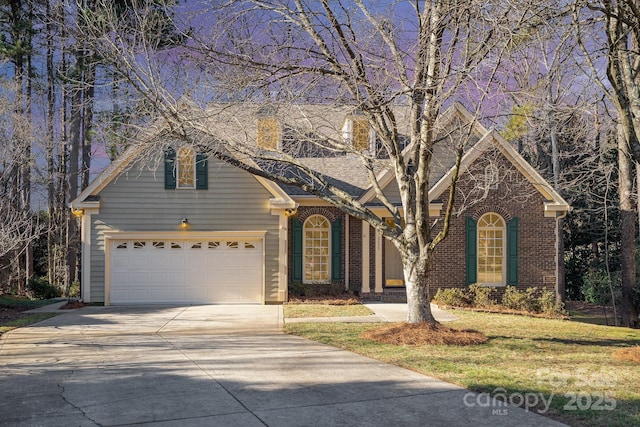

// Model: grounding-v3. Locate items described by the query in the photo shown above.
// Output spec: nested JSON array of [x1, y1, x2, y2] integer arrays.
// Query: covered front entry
[[107, 235, 264, 304], [384, 239, 404, 287]]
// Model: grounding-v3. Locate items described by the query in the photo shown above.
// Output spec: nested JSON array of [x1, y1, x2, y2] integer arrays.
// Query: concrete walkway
[[0, 305, 566, 427]]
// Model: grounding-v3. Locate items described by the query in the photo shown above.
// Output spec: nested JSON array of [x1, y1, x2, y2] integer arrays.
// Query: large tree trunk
[[617, 124, 639, 328], [403, 250, 436, 324]]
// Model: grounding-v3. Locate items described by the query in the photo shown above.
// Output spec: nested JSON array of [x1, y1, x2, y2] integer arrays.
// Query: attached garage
[[105, 233, 264, 305]]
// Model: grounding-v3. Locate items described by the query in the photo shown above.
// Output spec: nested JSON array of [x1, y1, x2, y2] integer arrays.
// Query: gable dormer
[[342, 110, 372, 151], [256, 107, 280, 150]]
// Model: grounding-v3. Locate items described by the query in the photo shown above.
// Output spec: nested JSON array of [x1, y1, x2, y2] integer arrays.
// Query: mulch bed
[[360, 322, 488, 346], [612, 346, 640, 363], [287, 295, 362, 305], [60, 301, 86, 309]]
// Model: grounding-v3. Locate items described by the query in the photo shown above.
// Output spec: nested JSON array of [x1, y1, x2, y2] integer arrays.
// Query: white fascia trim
[[429, 203, 443, 217], [103, 230, 268, 240], [294, 196, 335, 206], [270, 198, 297, 210], [70, 200, 101, 210], [544, 202, 571, 218], [254, 176, 296, 205]]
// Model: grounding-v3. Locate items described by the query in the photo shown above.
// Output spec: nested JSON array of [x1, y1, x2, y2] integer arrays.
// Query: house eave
[[544, 202, 571, 218]]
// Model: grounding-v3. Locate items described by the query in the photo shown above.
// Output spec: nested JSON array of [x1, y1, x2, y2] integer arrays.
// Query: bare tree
[[574, 1, 640, 327], [81, 0, 542, 323]]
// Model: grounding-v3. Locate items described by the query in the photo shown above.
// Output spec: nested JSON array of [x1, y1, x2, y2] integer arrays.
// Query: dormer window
[[256, 106, 280, 150], [342, 112, 372, 151]]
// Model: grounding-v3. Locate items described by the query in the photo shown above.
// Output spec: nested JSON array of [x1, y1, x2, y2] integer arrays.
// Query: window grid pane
[[303, 215, 330, 282], [477, 213, 505, 285], [177, 147, 195, 188]]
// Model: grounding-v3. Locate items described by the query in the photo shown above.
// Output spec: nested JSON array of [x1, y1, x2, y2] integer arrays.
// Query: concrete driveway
[[0, 305, 566, 427]]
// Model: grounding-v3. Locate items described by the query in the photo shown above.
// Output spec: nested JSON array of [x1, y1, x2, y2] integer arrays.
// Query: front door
[[384, 239, 404, 287]]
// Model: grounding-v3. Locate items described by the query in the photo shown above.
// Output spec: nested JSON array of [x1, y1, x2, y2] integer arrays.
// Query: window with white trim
[[303, 215, 330, 283], [177, 146, 195, 188], [342, 115, 372, 151], [477, 212, 505, 285]]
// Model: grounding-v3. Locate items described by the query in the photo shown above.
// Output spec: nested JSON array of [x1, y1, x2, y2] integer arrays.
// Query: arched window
[[477, 213, 505, 285], [177, 147, 195, 188], [303, 215, 330, 283]]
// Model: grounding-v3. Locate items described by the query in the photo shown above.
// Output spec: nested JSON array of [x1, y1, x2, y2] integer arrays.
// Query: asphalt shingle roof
[[203, 103, 475, 199]]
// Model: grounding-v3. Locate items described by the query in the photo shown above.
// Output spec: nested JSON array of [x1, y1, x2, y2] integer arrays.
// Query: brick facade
[[428, 147, 558, 295], [288, 147, 559, 299]]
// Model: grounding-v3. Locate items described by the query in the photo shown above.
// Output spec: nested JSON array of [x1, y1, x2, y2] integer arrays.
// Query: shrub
[[433, 287, 471, 307], [468, 284, 496, 308], [66, 281, 80, 298], [288, 282, 345, 298], [501, 286, 531, 311], [581, 269, 619, 306], [434, 285, 566, 317], [538, 289, 566, 316], [27, 277, 62, 300]]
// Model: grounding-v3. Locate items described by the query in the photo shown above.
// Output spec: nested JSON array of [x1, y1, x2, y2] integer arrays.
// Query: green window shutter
[[195, 153, 208, 190], [465, 217, 477, 285], [507, 217, 519, 286], [331, 217, 343, 281], [164, 147, 176, 189], [292, 218, 303, 282]]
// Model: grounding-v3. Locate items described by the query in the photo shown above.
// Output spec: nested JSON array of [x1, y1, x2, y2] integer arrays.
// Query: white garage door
[[108, 238, 263, 304]]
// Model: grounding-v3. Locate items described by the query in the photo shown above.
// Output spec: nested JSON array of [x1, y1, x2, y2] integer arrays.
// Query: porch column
[[375, 231, 383, 293], [361, 223, 370, 294]]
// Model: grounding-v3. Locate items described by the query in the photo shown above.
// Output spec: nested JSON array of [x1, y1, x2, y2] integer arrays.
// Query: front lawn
[[0, 295, 60, 309], [285, 310, 640, 427], [284, 303, 374, 318], [0, 312, 59, 336], [0, 295, 61, 337]]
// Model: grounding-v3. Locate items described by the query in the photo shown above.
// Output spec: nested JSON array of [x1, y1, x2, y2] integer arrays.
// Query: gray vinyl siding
[[380, 180, 402, 205], [89, 153, 280, 303]]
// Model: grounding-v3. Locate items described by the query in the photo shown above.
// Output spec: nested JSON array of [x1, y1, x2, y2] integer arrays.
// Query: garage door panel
[[109, 238, 263, 304]]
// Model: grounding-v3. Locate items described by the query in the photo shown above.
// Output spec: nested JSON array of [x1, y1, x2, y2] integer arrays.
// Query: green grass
[[285, 310, 640, 427], [0, 312, 59, 336], [284, 303, 374, 318], [0, 295, 61, 308]]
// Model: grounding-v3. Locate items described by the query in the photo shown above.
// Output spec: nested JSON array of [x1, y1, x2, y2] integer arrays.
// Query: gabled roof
[[69, 107, 295, 210], [72, 101, 568, 217], [358, 102, 487, 204], [429, 129, 569, 216]]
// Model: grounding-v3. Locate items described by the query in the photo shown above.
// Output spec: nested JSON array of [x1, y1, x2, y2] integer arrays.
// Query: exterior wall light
[[181, 218, 188, 229], [72, 208, 84, 218]]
